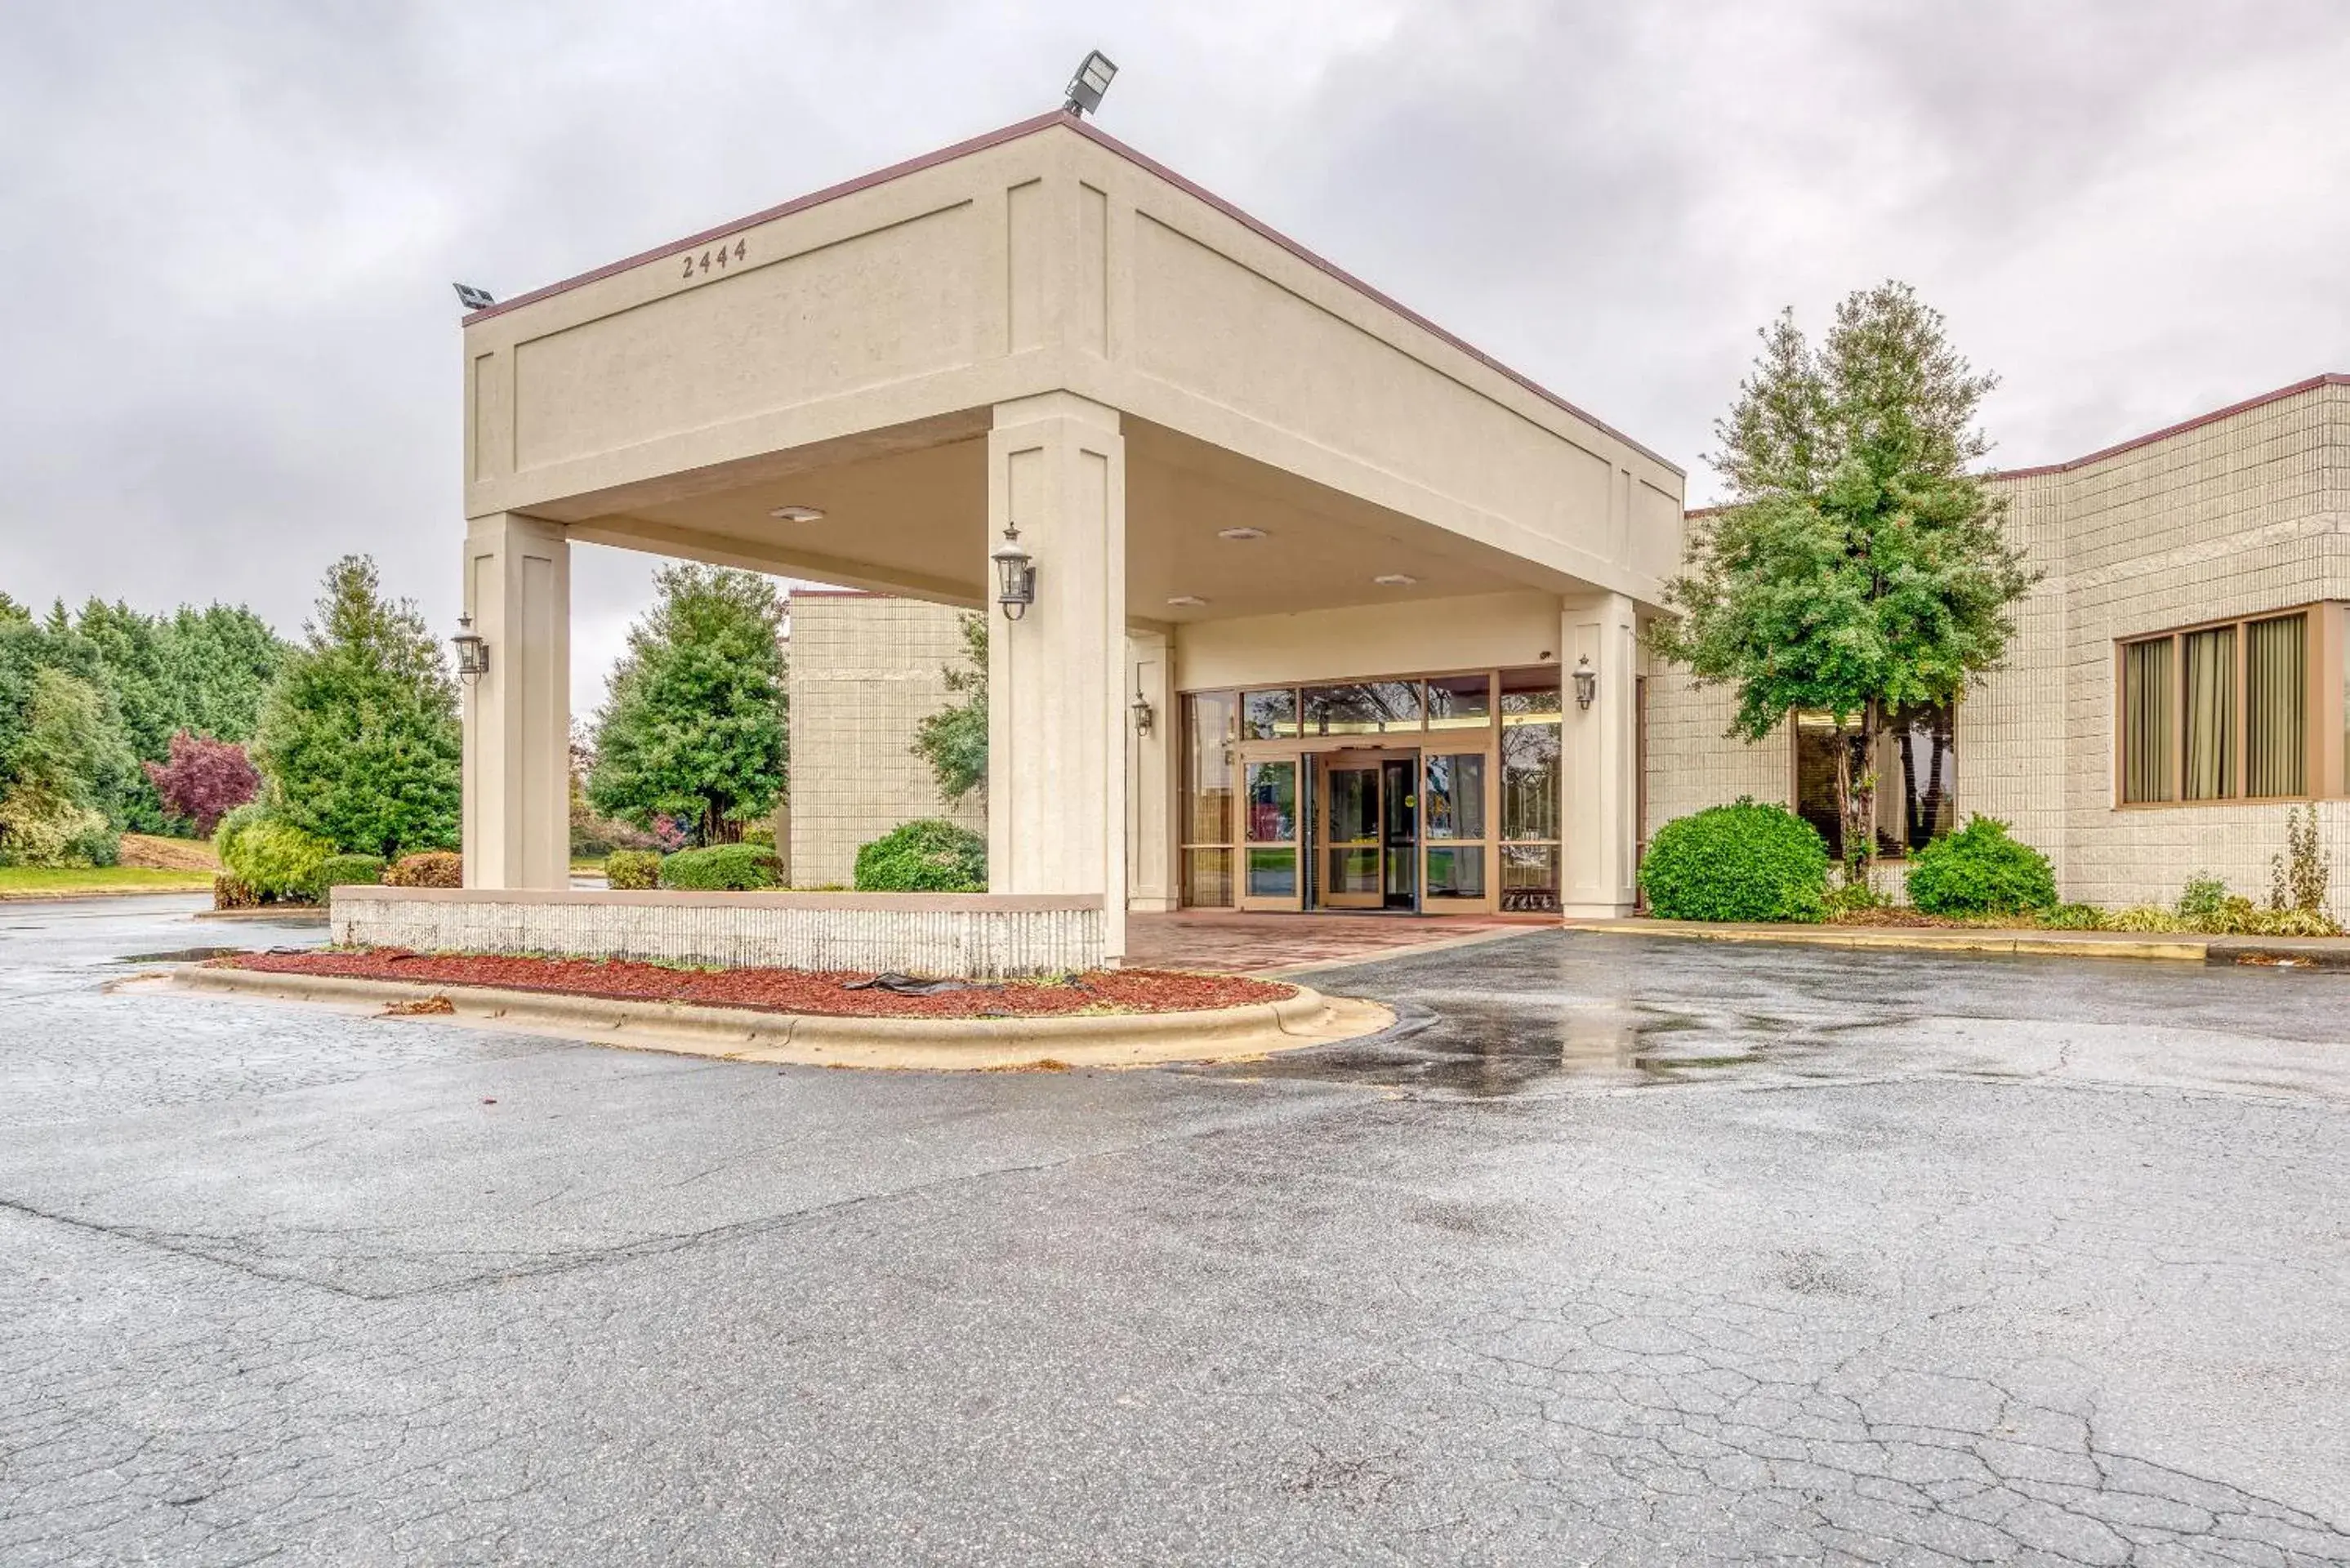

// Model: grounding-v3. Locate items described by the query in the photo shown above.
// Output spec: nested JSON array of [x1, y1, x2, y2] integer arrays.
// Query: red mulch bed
[[216, 949, 1294, 1020]]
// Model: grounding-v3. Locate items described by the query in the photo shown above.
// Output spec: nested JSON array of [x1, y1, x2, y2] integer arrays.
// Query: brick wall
[[787, 594, 988, 888], [1646, 377, 2350, 910]]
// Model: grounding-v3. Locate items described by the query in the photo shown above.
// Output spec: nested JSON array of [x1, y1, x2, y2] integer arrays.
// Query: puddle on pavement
[[1199, 998, 1786, 1098]]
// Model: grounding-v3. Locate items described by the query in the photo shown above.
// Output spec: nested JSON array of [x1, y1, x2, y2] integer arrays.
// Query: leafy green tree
[[252, 556, 462, 858], [0, 604, 140, 850], [1652, 282, 2036, 870], [912, 612, 988, 804], [588, 565, 787, 845], [165, 604, 288, 741]]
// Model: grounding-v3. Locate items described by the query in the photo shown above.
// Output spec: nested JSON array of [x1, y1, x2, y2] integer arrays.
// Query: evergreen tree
[[0, 603, 140, 847], [589, 566, 788, 845], [912, 612, 988, 804], [1652, 282, 2036, 870], [252, 556, 461, 858]]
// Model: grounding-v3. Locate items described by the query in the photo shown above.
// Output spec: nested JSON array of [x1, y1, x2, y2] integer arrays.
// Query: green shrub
[[2106, 904, 2183, 932], [213, 804, 334, 901], [63, 822, 121, 868], [1638, 800, 1829, 923], [2194, 895, 2344, 938], [385, 850, 462, 889], [2038, 902, 2106, 930], [605, 849, 662, 890], [317, 853, 386, 893], [1905, 817, 2057, 917], [2176, 873, 2229, 925], [854, 818, 988, 893], [658, 843, 784, 891]]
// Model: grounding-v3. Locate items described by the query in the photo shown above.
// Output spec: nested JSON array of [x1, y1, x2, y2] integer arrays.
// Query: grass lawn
[[0, 866, 216, 897]]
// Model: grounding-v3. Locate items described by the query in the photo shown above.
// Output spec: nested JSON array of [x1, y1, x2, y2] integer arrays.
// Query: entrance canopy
[[454, 109, 1685, 951]]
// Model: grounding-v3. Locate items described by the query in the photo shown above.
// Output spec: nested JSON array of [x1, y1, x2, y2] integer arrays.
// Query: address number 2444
[[682, 239, 748, 278]]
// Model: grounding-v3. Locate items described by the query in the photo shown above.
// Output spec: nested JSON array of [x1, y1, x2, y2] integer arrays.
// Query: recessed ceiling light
[[769, 504, 826, 522], [1372, 573, 1417, 586], [1166, 595, 1209, 608], [1216, 526, 1267, 541]]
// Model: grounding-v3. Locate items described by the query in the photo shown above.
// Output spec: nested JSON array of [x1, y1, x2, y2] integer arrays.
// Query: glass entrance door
[[1318, 759, 1383, 909], [1314, 752, 1420, 911]]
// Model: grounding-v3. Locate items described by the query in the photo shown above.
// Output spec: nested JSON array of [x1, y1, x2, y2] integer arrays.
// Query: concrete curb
[[166, 965, 1392, 1071], [191, 906, 330, 924], [1565, 918, 2210, 964], [0, 884, 213, 903]]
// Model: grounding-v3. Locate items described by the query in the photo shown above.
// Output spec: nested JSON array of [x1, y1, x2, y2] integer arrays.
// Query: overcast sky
[[3, 1, 2346, 714]]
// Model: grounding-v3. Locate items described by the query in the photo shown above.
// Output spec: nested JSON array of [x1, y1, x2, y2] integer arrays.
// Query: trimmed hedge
[[317, 853, 386, 893], [1906, 817, 2056, 917], [386, 850, 463, 889], [605, 849, 662, 890], [1639, 800, 1829, 923], [657, 844, 783, 891], [214, 804, 334, 902], [854, 818, 986, 893]]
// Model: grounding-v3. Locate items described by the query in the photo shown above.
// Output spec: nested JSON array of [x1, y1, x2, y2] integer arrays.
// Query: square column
[[1126, 627, 1175, 915], [986, 394, 1128, 961], [461, 513, 571, 890], [1560, 591, 1639, 916]]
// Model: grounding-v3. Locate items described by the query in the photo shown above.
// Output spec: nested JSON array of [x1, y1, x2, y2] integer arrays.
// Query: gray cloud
[[2, 0, 2343, 713]]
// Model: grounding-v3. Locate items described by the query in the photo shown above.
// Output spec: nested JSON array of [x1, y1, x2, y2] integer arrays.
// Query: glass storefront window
[[1184, 692, 1236, 845], [1246, 847, 1297, 898], [1500, 844, 1560, 906], [1425, 755, 1486, 840], [1182, 848, 1233, 907], [1302, 681, 1422, 734], [1501, 666, 1563, 718], [1501, 720, 1560, 841], [1426, 845, 1486, 898], [1425, 674, 1492, 730], [1244, 761, 1297, 842], [1242, 688, 1299, 739]]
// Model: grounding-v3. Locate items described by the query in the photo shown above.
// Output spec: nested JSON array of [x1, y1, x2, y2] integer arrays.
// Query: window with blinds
[[2120, 611, 2311, 805]]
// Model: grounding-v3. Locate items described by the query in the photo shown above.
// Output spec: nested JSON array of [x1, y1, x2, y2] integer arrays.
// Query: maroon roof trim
[[1992, 373, 2349, 479], [462, 110, 1683, 476]]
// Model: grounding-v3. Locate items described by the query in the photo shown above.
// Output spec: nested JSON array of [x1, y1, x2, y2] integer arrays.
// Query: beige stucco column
[[986, 394, 1129, 961], [460, 512, 571, 891], [1126, 627, 1175, 914], [1560, 591, 1639, 916]]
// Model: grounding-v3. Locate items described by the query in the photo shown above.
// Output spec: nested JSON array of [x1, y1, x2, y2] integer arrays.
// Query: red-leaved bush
[[144, 732, 261, 837]]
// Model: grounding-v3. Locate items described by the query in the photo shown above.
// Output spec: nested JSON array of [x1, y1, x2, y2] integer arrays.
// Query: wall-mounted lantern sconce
[[991, 523, 1036, 620], [452, 613, 490, 680], [1572, 655, 1598, 710], [1130, 688, 1156, 737]]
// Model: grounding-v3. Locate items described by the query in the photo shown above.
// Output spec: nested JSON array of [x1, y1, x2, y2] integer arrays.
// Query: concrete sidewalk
[[1566, 915, 2350, 968]]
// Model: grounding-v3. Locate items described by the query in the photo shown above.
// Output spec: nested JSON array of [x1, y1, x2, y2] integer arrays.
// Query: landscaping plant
[[656, 844, 784, 891], [2269, 805, 2330, 918], [1638, 800, 1829, 923], [604, 849, 662, 890], [213, 804, 333, 902], [588, 565, 787, 847], [386, 851, 464, 889], [854, 818, 988, 893], [253, 557, 460, 859], [142, 732, 260, 837], [912, 612, 988, 804], [1905, 817, 2057, 917], [1652, 283, 2036, 875], [316, 853, 386, 894]]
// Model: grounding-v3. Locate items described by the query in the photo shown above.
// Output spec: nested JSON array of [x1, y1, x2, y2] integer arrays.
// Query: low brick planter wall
[[331, 887, 1103, 979]]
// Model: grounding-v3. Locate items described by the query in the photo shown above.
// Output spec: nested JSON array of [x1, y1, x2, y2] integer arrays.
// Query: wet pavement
[[3, 895, 2349, 1564]]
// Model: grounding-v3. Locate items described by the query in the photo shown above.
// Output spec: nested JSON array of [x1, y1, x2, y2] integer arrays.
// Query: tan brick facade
[[1646, 376, 2350, 910], [787, 593, 987, 888]]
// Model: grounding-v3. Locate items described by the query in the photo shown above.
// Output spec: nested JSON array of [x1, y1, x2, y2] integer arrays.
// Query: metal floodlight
[[1063, 50, 1117, 118], [1573, 655, 1599, 710], [451, 613, 490, 679], [453, 282, 497, 311], [991, 523, 1037, 620]]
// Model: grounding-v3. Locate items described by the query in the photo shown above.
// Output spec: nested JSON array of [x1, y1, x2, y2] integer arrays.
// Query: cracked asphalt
[[3, 896, 2348, 1566]]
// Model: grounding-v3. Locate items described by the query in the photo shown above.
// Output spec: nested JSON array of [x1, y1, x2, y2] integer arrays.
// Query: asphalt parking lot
[[2, 895, 2348, 1565]]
